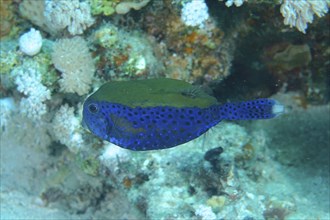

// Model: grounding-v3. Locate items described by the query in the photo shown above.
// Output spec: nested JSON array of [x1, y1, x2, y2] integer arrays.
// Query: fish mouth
[[81, 119, 88, 130]]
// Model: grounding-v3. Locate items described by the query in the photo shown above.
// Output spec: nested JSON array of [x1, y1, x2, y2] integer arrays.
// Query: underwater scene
[[0, 0, 329, 219]]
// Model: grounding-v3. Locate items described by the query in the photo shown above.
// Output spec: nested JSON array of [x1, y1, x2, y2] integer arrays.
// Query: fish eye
[[88, 103, 98, 113]]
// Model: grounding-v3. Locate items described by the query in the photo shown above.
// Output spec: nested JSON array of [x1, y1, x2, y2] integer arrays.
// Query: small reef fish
[[82, 78, 284, 151]]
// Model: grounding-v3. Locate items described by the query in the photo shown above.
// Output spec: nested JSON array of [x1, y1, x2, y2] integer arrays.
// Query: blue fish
[[82, 78, 284, 151]]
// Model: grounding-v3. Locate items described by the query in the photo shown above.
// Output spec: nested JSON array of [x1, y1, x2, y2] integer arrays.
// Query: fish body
[[82, 78, 283, 151]]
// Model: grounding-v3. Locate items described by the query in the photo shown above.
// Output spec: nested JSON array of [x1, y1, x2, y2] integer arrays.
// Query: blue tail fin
[[219, 98, 284, 120]]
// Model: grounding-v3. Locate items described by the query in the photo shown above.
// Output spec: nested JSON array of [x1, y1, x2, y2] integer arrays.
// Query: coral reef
[[141, 1, 231, 84], [0, 43, 18, 75], [0, 0, 329, 219], [181, 0, 210, 28], [93, 23, 161, 81], [280, 0, 329, 33], [19, 28, 43, 56], [115, 0, 151, 14], [19, 0, 52, 35], [44, 0, 95, 35], [88, 0, 151, 16], [89, 0, 117, 16], [220, 0, 329, 33], [12, 60, 51, 119], [195, 205, 217, 220], [0, 0, 15, 38], [19, 0, 95, 35], [263, 43, 312, 72], [220, 0, 248, 7], [52, 37, 95, 95], [51, 104, 85, 153]]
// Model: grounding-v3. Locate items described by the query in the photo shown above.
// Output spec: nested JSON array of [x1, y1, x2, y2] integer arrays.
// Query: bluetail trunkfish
[[82, 78, 284, 151]]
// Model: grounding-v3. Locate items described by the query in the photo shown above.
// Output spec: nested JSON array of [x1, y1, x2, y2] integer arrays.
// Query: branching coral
[[280, 0, 329, 33], [52, 37, 95, 96], [219, 0, 329, 33], [180, 0, 209, 29], [51, 104, 84, 153], [44, 0, 95, 35], [0, 48, 18, 75], [19, 0, 95, 35], [12, 60, 51, 120]]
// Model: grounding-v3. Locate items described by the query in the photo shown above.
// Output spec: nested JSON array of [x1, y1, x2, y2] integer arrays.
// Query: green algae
[[0, 40, 18, 75], [94, 24, 119, 48], [89, 0, 117, 16], [0, 49, 18, 75], [77, 155, 101, 177]]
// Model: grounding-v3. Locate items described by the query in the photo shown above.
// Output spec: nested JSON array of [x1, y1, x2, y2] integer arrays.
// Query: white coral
[[181, 0, 209, 28], [13, 61, 51, 120], [99, 143, 130, 173], [221, 0, 247, 7], [19, 28, 43, 56], [280, 0, 329, 33], [52, 37, 95, 96], [195, 205, 217, 220], [51, 104, 84, 153], [44, 0, 95, 35]]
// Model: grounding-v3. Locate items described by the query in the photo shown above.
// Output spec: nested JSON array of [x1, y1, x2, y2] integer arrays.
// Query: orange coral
[[113, 54, 129, 67], [185, 31, 199, 44], [141, 2, 230, 84]]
